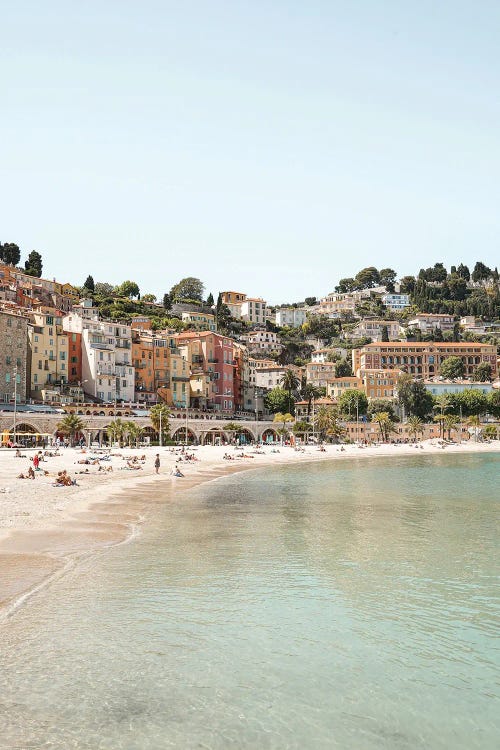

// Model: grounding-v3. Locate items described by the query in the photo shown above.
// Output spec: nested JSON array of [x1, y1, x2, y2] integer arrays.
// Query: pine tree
[[24, 250, 43, 277], [84, 275, 95, 292]]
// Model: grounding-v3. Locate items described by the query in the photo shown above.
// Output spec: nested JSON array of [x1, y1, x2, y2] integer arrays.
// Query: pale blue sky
[[2, 1, 499, 303]]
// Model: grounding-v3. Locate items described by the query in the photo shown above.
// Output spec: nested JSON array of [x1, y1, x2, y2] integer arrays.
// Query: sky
[[2, 1, 499, 304]]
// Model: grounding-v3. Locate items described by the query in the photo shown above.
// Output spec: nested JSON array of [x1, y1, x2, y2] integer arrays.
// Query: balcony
[[172, 375, 190, 382], [208, 357, 218, 363]]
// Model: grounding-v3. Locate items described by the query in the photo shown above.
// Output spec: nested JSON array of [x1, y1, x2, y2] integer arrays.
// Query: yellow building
[[326, 377, 362, 399], [28, 311, 69, 398]]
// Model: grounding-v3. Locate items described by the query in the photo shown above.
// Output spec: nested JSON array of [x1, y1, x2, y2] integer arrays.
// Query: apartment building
[[305, 361, 338, 388], [326, 377, 362, 399], [63, 314, 135, 403], [311, 347, 348, 363], [407, 313, 455, 332], [28, 310, 69, 398], [0, 308, 29, 403], [245, 330, 282, 352], [353, 342, 497, 379], [181, 310, 216, 331], [175, 331, 235, 413], [220, 291, 246, 319], [275, 307, 308, 327], [352, 319, 402, 341], [241, 297, 267, 325], [381, 293, 410, 311], [359, 369, 403, 399]]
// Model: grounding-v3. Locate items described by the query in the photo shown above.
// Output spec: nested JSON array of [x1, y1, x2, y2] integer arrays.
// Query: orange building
[[353, 342, 497, 379]]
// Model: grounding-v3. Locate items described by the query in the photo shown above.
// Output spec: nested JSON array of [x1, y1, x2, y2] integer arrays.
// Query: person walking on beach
[[154, 454, 160, 474]]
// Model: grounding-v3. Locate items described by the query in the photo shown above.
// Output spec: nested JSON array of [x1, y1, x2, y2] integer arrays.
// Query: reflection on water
[[0, 453, 499, 749]]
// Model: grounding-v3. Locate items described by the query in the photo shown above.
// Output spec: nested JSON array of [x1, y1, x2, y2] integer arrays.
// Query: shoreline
[[0, 440, 498, 620]]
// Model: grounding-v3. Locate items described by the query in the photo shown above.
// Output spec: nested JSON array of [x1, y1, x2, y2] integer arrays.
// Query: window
[[6, 356, 11, 365], [5, 373, 11, 383]]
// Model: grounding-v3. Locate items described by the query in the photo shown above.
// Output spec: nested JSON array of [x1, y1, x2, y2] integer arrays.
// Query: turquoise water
[[0, 453, 499, 749]]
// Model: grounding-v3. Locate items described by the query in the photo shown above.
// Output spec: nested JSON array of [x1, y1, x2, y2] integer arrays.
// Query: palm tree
[[107, 418, 126, 447], [443, 413, 460, 441], [224, 422, 242, 444], [313, 406, 344, 443], [407, 415, 424, 443], [273, 412, 294, 443], [123, 420, 143, 448], [149, 404, 171, 444], [371, 412, 395, 443], [56, 413, 86, 446], [433, 413, 446, 440], [280, 369, 300, 415], [301, 383, 322, 416]]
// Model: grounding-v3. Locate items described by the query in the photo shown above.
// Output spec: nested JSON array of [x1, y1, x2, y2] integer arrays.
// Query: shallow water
[[0, 453, 499, 749]]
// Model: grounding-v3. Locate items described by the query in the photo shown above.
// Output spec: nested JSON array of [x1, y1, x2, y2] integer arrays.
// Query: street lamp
[[13, 365, 18, 445], [159, 409, 163, 448], [185, 402, 189, 447], [254, 388, 259, 445]]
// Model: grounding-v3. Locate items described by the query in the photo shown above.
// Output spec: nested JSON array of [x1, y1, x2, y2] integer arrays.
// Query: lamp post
[[159, 409, 163, 448], [185, 402, 189, 447], [255, 388, 259, 445], [13, 365, 18, 445], [312, 395, 315, 444], [356, 395, 359, 444]]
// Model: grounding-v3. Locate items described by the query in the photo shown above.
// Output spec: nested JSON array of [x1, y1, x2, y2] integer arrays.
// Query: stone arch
[[261, 428, 279, 444], [235, 427, 255, 445], [200, 427, 229, 446], [172, 427, 197, 444]]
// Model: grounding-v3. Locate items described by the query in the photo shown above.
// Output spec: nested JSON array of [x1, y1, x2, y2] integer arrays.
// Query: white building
[[240, 297, 267, 325], [311, 347, 348, 363], [245, 330, 282, 352], [63, 314, 135, 403], [352, 319, 402, 341], [407, 313, 455, 332], [275, 307, 308, 328], [424, 380, 494, 396], [381, 293, 410, 311]]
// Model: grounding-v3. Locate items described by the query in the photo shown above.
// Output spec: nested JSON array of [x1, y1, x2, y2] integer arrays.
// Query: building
[[424, 380, 494, 396], [305, 361, 338, 388], [175, 331, 235, 413], [28, 310, 69, 399], [381, 293, 410, 311], [245, 330, 282, 352], [63, 314, 135, 403], [254, 365, 301, 391], [359, 369, 403, 399], [352, 319, 402, 342], [240, 297, 267, 325], [311, 347, 348, 363], [181, 310, 216, 331], [326, 377, 362, 399], [275, 307, 308, 328], [295, 397, 337, 422], [0, 308, 29, 403], [407, 313, 455, 332], [220, 291, 247, 319], [353, 342, 498, 379]]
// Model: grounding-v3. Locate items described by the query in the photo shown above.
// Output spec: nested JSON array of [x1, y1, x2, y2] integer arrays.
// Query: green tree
[[206, 292, 214, 306], [149, 404, 171, 443], [397, 374, 434, 419], [454, 389, 488, 417], [472, 363, 492, 382], [407, 415, 424, 442], [456, 263, 470, 281], [381, 325, 389, 342], [483, 424, 498, 440], [367, 398, 397, 421], [354, 267, 380, 289], [301, 383, 322, 415], [334, 359, 353, 377], [443, 413, 460, 441], [117, 280, 140, 298], [84, 275, 95, 292], [338, 389, 368, 418], [487, 390, 500, 418], [123, 420, 143, 447], [371, 412, 395, 442], [56, 414, 86, 446], [95, 282, 114, 296], [107, 418, 127, 447], [0, 242, 21, 265], [439, 356, 465, 379], [335, 278, 355, 293], [24, 250, 43, 277], [471, 262, 491, 283], [142, 293, 157, 303], [280, 369, 300, 414], [170, 277, 204, 302], [313, 406, 344, 442], [264, 387, 289, 414]]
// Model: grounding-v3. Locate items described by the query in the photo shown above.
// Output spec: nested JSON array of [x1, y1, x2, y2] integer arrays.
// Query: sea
[[0, 452, 498, 749]]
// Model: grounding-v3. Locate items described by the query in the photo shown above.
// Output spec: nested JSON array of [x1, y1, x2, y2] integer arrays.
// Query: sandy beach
[[0, 439, 498, 616]]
